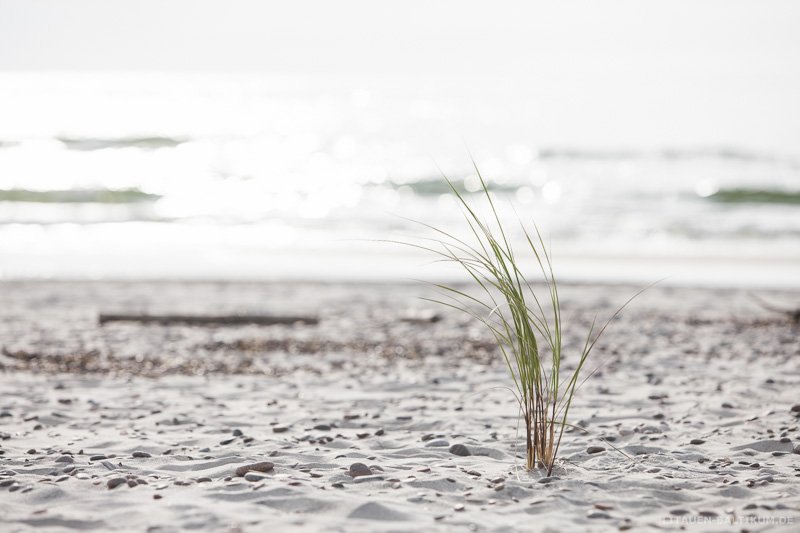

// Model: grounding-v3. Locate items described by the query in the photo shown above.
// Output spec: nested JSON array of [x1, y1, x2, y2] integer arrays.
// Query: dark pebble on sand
[[791, 404, 800, 413], [272, 426, 289, 433], [219, 438, 236, 445], [375, 428, 385, 436], [538, 476, 560, 484], [232, 429, 243, 436], [90, 455, 107, 461], [587, 511, 611, 519], [235, 462, 274, 477], [244, 472, 268, 482], [314, 424, 331, 431], [153, 494, 162, 500], [55, 456, 73, 463], [349, 463, 372, 478], [587, 446, 605, 454], [26, 449, 36, 455], [690, 439, 706, 445], [107, 477, 126, 489], [132, 451, 151, 458], [449, 444, 471, 456]]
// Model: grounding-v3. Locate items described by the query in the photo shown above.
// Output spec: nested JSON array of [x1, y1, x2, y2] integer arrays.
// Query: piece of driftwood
[[98, 313, 319, 326]]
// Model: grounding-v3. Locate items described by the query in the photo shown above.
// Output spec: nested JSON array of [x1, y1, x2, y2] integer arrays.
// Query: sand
[[1, 281, 799, 532]]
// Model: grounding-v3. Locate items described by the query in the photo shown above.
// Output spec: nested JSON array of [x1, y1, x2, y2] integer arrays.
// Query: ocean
[[0, 72, 798, 287]]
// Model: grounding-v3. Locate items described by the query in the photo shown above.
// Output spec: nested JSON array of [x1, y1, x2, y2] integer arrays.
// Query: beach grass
[[407, 168, 643, 475]]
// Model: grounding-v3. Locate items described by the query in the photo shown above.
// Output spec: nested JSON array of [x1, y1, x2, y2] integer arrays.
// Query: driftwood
[[98, 313, 318, 326]]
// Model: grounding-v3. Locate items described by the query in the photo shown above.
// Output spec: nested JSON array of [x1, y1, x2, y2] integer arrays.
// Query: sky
[[1, 0, 799, 153]]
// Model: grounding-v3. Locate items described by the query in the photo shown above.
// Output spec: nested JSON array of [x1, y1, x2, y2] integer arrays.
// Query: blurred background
[[0, 0, 798, 286]]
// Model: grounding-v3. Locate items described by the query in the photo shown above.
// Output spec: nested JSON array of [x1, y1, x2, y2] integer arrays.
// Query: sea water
[[0, 72, 798, 287]]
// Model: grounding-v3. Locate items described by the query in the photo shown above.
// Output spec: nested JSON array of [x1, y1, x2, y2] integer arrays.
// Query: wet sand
[[1, 281, 799, 531]]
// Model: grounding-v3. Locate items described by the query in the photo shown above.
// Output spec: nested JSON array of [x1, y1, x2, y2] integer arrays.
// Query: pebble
[[313, 424, 331, 431], [90, 455, 107, 461], [791, 404, 800, 413], [232, 429, 243, 436], [272, 426, 289, 433], [587, 446, 605, 454], [107, 477, 126, 489], [219, 438, 236, 445], [349, 463, 372, 478], [538, 476, 560, 484], [235, 462, 274, 477], [454, 503, 465, 512], [244, 472, 268, 482], [153, 494, 162, 500], [132, 451, 151, 458], [425, 439, 450, 447], [374, 428, 385, 436], [55, 455, 73, 463], [449, 444, 471, 456], [690, 439, 706, 445], [587, 511, 611, 519]]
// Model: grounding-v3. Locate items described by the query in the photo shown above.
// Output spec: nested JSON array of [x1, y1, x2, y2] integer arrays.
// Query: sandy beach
[[0, 280, 798, 532]]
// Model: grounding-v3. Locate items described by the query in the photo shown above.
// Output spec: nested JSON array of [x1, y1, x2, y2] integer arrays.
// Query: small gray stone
[[425, 439, 450, 447], [449, 444, 471, 456], [272, 426, 289, 433], [349, 463, 372, 477], [313, 424, 331, 431], [132, 451, 151, 458], [55, 456, 74, 463], [107, 477, 126, 489], [690, 439, 706, 445], [587, 446, 605, 454], [244, 472, 268, 482]]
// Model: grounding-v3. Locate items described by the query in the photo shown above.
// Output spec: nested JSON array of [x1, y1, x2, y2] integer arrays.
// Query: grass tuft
[[402, 168, 645, 475]]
